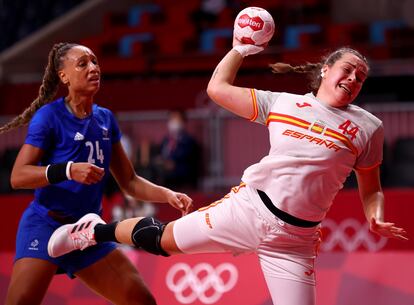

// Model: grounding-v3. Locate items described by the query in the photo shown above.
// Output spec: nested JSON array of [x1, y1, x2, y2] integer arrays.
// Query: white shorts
[[173, 183, 321, 305]]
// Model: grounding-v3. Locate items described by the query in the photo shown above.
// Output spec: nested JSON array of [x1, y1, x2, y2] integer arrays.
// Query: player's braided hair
[[0, 42, 78, 134], [269, 47, 369, 93]]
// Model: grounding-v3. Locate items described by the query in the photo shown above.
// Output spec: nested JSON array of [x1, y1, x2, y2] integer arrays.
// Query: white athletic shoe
[[47, 213, 105, 258]]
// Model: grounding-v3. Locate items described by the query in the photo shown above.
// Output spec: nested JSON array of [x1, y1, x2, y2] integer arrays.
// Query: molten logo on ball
[[237, 15, 264, 31]]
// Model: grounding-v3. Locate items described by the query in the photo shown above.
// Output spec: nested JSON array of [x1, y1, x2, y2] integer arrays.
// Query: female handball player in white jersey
[[48, 39, 408, 305], [1, 43, 192, 305]]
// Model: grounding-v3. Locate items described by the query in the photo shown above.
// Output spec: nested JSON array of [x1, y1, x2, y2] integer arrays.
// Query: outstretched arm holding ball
[[206, 39, 264, 119], [207, 6, 275, 118]]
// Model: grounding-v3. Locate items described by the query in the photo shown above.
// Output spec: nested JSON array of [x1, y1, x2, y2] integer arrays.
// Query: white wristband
[[66, 161, 74, 180], [232, 44, 264, 57]]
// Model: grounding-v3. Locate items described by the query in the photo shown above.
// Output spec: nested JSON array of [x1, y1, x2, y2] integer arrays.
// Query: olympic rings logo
[[321, 218, 387, 252], [166, 262, 238, 304]]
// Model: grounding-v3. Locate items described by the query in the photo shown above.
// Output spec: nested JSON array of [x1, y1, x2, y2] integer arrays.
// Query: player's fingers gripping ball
[[233, 7, 275, 46]]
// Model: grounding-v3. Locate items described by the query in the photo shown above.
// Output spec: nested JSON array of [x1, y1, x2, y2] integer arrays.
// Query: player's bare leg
[[76, 248, 156, 305], [159, 221, 182, 254], [114, 217, 144, 245], [5, 258, 57, 305]]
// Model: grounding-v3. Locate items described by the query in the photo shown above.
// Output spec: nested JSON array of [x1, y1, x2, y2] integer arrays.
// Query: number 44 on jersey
[[338, 120, 359, 141]]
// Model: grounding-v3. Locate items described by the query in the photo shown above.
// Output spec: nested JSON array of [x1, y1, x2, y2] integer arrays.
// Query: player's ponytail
[[0, 42, 77, 134], [269, 62, 322, 93], [269, 62, 320, 74], [269, 47, 369, 93]]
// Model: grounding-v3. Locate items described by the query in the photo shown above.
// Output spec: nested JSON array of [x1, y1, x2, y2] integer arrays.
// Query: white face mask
[[168, 120, 183, 135]]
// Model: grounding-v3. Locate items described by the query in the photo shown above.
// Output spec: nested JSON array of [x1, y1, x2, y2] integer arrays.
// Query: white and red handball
[[234, 7, 275, 46]]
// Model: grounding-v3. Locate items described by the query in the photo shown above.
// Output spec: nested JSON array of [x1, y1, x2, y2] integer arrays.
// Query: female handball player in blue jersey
[[0, 42, 192, 305], [47, 39, 408, 305]]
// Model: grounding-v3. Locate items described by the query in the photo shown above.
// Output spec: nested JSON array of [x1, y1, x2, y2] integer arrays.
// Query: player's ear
[[320, 65, 328, 78], [58, 70, 69, 85]]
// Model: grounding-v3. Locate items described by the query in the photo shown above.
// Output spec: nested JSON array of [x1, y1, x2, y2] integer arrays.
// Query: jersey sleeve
[[24, 107, 53, 151], [251, 89, 281, 125], [109, 110, 122, 144], [355, 124, 384, 170]]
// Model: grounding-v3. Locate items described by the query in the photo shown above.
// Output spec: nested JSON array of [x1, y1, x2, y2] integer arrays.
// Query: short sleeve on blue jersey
[[25, 106, 53, 150]]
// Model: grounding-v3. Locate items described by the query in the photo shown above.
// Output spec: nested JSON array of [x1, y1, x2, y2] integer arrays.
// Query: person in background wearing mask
[[156, 109, 200, 191]]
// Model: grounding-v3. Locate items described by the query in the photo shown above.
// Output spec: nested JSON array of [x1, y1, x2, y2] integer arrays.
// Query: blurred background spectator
[[155, 109, 201, 191]]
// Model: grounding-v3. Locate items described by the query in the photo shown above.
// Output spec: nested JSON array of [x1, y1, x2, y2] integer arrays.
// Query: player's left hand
[[166, 190, 193, 216], [370, 217, 408, 241]]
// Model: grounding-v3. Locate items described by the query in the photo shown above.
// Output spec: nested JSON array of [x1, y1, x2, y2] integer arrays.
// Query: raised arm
[[355, 166, 408, 240], [206, 40, 264, 119]]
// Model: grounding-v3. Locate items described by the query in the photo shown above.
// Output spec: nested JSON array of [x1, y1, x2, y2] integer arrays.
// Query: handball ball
[[234, 7, 275, 46]]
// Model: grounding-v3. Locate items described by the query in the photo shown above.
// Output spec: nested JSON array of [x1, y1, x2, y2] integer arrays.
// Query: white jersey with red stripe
[[242, 90, 383, 221]]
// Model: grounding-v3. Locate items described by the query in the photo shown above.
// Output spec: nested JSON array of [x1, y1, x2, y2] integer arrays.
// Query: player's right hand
[[70, 162, 105, 185], [232, 37, 265, 57]]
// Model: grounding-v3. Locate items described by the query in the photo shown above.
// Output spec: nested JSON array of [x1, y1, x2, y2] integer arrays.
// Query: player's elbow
[[207, 83, 226, 104], [10, 168, 25, 189], [10, 174, 21, 189], [206, 85, 217, 101]]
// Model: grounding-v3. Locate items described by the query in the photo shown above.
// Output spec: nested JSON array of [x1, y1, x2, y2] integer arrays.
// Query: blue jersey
[[25, 97, 121, 218]]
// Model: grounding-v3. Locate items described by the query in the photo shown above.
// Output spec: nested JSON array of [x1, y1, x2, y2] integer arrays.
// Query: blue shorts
[[15, 202, 117, 278]]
